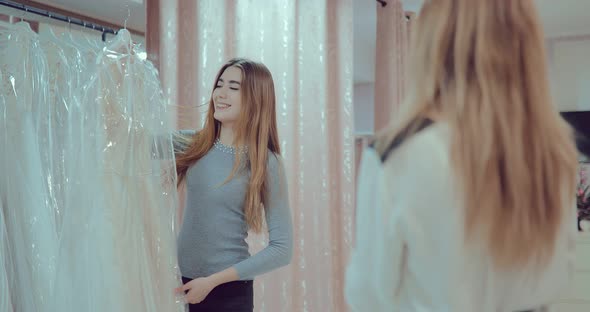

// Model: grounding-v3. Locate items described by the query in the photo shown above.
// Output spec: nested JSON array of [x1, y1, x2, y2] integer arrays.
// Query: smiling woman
[[212, 66, 243, 125], [174, 58, 293, 312]]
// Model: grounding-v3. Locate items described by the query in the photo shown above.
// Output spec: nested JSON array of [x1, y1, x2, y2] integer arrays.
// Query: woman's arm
[[232, 154, 294, 280]]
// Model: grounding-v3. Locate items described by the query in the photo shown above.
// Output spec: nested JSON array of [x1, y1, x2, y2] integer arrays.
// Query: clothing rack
[[0, 0, 117, 41]]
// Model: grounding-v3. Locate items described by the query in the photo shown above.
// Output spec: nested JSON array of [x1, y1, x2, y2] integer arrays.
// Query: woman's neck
[[219, 124, 235, 147]]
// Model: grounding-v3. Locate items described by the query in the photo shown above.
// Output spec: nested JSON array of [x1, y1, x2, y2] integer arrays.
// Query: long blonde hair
[[176, 58, 280, 232], [376, 0, 578, 269]]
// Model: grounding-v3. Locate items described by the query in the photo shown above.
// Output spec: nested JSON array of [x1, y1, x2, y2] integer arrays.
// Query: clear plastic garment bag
[[0, 22, 185, 311], [85, 29, 185, 312], [0, 177, 14, 312], [0, 21, 59, 311]]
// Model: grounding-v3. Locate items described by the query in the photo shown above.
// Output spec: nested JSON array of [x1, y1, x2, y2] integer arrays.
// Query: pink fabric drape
[[146, 0, 203, 218], [146, 1, 354, 311], [373, 0, 412, 132]]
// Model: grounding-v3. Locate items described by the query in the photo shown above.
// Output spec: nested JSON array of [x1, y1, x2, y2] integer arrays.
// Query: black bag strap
[[373, 118, 434, 163]]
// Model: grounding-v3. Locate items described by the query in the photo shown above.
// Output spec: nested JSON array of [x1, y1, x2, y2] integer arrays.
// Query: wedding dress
[[39, 28, 123, 311], [50, 29, 184, 312], [0, 21, 58, 311], [0, 23, 183, 311], [83, 29, 185, 312], [0, 175, 14, 312], [38, 30, 77, 235]]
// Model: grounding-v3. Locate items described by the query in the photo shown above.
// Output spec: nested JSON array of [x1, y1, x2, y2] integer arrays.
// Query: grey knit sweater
[[176, 132, 293, 281]]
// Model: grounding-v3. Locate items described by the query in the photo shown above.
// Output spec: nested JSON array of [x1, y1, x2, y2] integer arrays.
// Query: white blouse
[[345, 123, 577, 312]]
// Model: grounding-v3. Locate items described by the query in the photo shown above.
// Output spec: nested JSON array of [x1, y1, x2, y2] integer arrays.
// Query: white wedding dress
[[1, 23, 184, 312], [81, 29, 186, 312], [0, 194, 14, 312], [0, 21, 59, 311]]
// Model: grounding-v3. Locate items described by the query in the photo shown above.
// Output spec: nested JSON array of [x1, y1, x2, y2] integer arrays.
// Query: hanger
[[124, 4, 130, 30], [13, 6, 32, 30], [20, 5, 27, 22], [107, 28, 132, 53]]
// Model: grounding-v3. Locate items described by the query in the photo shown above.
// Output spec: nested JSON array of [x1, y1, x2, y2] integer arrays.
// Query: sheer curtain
[[146, 0, 354, 310]]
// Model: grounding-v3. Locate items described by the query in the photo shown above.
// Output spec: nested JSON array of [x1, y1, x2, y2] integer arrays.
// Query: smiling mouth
[[215, 103, 231, 110]]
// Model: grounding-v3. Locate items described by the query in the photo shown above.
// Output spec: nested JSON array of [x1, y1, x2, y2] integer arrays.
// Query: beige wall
[[548, 36, 590, 112]]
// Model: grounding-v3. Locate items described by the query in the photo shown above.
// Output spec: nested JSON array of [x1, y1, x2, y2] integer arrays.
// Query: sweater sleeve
[[233, 155, 294, 280]]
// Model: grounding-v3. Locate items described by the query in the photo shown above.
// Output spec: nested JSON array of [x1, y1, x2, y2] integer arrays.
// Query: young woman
[[175, 58, 293, 312], [345, 1, 578, 311]]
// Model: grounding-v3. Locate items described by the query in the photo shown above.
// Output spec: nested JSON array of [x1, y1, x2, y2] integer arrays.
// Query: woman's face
[[213, 66, 243, 126]]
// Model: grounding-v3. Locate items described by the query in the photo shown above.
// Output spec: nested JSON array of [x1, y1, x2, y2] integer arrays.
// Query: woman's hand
[[175, 267, 239, 304], [175, 277, 217, 304]]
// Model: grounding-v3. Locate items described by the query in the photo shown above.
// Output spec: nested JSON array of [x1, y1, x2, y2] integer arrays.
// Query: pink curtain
[[146, 1, 354, 311], [373, 0, 412, 132]]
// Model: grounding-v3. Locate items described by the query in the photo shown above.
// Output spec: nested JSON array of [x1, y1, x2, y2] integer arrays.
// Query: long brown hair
[[176, 58, 280, 232], [376, 0, 578, 269]]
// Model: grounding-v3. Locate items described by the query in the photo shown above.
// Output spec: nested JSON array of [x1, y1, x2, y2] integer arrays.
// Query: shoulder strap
[[375, 118, 434, 163]]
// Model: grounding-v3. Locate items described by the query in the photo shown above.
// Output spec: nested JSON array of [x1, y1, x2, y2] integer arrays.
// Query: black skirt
[[182, 276, 254, 312]]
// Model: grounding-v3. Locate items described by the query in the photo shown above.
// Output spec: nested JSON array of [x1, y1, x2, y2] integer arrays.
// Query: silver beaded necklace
[[213, 138, 249, 155]]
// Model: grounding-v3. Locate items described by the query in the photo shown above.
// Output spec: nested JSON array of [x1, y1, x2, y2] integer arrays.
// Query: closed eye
[[216, 77, 240, 91]]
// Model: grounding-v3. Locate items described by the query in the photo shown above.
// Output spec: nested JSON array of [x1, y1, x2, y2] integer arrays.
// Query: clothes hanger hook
[[21, 6, 28, 22], [124, 5, 130, 29]]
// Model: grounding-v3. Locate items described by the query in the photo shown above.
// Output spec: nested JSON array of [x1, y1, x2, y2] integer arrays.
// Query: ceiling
[[3, 0, 589, 84], [354, 0, 590, 84], [32, 0, 145, 33]]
